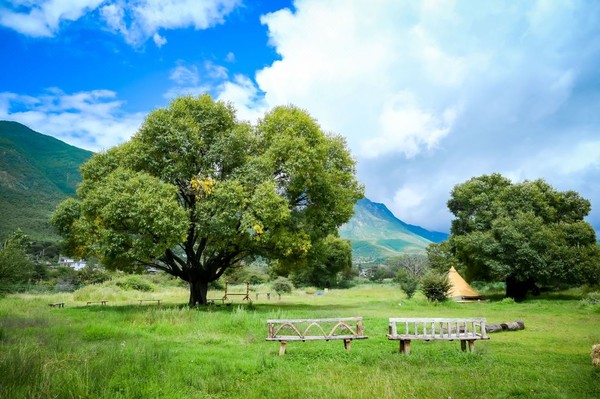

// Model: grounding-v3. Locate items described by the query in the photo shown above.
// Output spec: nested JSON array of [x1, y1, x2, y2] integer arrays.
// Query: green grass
[[1, 284, 599, 398]]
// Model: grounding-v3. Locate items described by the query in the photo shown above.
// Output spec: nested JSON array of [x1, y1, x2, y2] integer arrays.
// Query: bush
[[420, 272, 450, 302], [114, 275, 156, 292], [395, 269, 419, 299], [271, 276, 294, 294]]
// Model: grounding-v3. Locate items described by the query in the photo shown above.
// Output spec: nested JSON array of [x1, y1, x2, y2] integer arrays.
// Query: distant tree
[[426, 241, 459, 273], [395, 269, 419, 298], [448, 173, 600, 301], [52, 95, 363, 305], [386, 254, 428, 298], [386, 254, 429, 277], [0, 230, 34, 290], [284, 235, 353, 288], [366, 264, 393, 282]]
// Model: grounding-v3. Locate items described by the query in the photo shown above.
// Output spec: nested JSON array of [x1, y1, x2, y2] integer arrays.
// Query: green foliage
[[0, 230, 35, 292], [52, 94, 363, 305], [224, 261, 269, 285], [114, 275, 156, 292], [420, 271, 451, 302], [426, 241, 458, 273], [271, 276, 294, 294], [284, 235, 353, 288], [395, 269, 419, 298], [447, 173, 600, 300]]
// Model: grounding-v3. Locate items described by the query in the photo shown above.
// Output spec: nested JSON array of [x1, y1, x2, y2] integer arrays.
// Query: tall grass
[[1, 284, 599, 398]]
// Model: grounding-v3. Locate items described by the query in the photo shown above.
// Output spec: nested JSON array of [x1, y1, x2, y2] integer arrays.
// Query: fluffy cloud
[[99, 0, 240, 47], [0, 0, 104, 37], [0, 89, 144, 151], [165, 61, 268, 122], [249, 0, 600, 232], [0, 0, 240, 46]]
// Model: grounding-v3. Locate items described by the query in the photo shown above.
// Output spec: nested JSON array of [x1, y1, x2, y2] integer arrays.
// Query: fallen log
[[485, 320, 524, 333]]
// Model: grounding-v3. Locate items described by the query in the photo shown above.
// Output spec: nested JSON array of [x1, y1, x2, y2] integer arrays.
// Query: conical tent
[[446, 266, 481, 301]]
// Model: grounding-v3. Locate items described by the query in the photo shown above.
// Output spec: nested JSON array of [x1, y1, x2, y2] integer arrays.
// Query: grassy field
[[1, 284, 599, 398]]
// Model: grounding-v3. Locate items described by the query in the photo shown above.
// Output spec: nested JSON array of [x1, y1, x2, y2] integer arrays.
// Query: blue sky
[[2, 0, 600, 234]]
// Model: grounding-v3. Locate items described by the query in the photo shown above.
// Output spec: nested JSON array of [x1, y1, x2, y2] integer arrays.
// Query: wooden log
[[486, 320, 524, 333]]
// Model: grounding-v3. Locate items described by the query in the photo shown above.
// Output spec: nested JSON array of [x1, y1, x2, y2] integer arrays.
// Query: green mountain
[[339, 198, 448, 262], [0, 121, 93, 241]]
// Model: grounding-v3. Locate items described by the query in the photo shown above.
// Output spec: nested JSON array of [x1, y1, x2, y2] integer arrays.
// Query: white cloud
[[169, 64, 200, 86], [165, 61, 267, 123], [247, 0, 600, 232], [1, 0, 241, 47], [152, 32, 167, 47], [99, 0, 240, 47], [0, 0, 104, 37], [0, 89, 144, 151], [216, 75, 268, 123]]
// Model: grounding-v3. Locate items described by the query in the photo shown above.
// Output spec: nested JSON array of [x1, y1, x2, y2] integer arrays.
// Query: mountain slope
[[0, 121, 93, 241], [339, 198, 448, 261]]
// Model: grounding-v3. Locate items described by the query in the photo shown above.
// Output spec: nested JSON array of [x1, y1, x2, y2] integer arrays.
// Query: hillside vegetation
[[0, 121, 93, 241], [339, 198, 447, 261]]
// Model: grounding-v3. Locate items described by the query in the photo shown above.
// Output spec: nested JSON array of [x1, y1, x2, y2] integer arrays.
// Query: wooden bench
[[387, 317, 489, 354], [266, 317, 368, 355], [49, 302, 64, 308], [138, 299, 161, 305], [86, 300, 108, 306]]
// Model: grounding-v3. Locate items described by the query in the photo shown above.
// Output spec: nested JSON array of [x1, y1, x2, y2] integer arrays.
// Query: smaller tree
[[395, 269, 419, 298], [420, 271, 451, 302], [0, 230, 35, 292], [426, 241, 458, 273]]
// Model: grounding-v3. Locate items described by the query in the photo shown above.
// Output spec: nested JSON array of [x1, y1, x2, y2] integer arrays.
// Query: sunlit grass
[[1, 284, 599, 398]]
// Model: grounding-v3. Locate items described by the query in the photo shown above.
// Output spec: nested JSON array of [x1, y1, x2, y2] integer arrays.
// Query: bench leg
[[461, 340, 476, 352], [279, 341, 287, 356], [343, 339, 352, 351], [400, 340, 411, 354]]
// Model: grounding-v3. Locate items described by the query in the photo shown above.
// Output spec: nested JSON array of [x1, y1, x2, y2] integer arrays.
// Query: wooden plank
[[267, 317, 363, 323], [266, 335, 368, 341]]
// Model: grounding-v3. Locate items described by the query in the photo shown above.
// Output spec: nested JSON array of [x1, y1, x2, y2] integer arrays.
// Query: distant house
[[57, 256, 87, 270]]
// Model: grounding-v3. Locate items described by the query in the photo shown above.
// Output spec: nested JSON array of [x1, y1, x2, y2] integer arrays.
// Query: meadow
[[1, 283, 599, 399]]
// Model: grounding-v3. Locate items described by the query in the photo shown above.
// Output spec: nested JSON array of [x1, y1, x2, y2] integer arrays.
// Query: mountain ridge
[[339, 198, 448, 262]]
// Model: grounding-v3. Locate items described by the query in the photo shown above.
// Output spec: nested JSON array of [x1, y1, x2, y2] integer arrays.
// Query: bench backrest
[[388, 317, 488, 339], [267, 317, 365, 339]]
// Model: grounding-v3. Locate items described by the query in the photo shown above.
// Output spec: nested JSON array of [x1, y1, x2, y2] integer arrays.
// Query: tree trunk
[[189, 279, 209, 306], [505, 276, 529, 302]]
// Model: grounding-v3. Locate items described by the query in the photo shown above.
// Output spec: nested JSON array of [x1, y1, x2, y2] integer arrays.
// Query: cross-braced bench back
[[266, 317, 368, 355], [267, 317, 365, 341]]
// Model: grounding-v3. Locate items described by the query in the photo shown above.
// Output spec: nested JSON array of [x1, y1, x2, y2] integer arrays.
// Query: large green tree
[[447, 173, 600, 300], [52, 95, 363, 305]]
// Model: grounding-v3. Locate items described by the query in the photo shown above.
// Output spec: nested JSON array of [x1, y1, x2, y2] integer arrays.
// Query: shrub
[[271, 276, 294, 294], [114, 275, 155, 292], [395, 269, 419, 299], [420, 272, 450, 302]]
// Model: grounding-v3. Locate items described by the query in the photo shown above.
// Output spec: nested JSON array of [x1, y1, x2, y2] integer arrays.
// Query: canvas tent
[[447, 266, 481, 301]]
